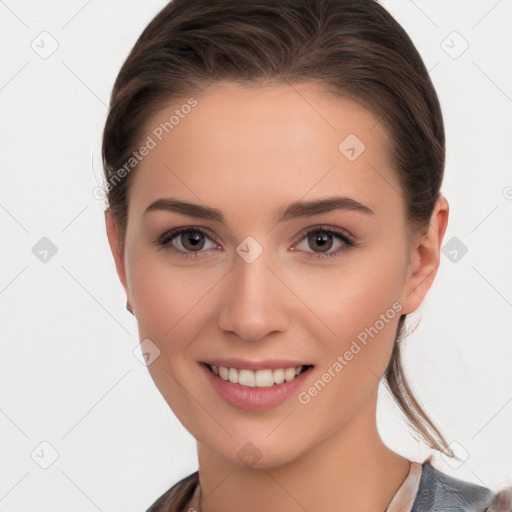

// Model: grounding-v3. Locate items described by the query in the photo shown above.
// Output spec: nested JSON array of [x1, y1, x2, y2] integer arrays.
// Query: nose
[[216, 251, 290, 342]]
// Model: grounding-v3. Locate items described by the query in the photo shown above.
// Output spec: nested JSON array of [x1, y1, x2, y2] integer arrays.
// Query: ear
[[105, 210, 128, 293], [399, 195, 449, 315]]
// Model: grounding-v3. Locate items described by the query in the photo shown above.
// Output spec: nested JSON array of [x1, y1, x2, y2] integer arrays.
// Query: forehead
[[129, 81, 401, 219]]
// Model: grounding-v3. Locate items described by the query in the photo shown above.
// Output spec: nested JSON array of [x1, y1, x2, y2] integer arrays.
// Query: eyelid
[[291, 225, 357, 248], [154, 226, 221, 253]]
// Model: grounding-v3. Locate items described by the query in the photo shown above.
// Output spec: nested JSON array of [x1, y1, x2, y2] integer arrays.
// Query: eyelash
[[154, 226, 358, 260]]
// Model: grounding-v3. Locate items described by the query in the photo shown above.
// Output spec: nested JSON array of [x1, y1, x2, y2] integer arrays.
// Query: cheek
[[281, 244, 407, 405], [126, 241, 222, 341], [126, 253, 223, 432], [282, 247, 407, 342], [289, 259, 405, 434]]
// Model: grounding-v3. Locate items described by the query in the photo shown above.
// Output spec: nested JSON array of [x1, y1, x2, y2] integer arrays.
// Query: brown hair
[[102, 0, 454, 462]]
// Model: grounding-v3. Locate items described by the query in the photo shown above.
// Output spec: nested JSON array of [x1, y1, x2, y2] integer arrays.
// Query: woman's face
[[107, 81, 439, 468]]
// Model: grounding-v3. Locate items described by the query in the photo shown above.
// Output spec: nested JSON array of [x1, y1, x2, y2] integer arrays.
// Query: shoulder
[[411, 460, 497, 512], [145, 471, 199, 512]]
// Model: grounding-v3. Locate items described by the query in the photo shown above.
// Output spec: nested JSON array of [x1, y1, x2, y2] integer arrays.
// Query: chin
[[218, 433, 307, 470]]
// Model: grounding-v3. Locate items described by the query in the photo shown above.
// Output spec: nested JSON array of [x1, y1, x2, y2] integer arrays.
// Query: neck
[[191, 391, 411, 512]]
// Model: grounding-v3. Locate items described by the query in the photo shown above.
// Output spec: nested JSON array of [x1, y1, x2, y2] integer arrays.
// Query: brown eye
[[156, 227, 220, 257], [292, 226, 356, 259], [307, 231, 333, 253], [180, 231, 206, 251]]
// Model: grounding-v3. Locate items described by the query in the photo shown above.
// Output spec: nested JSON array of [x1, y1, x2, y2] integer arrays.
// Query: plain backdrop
[[0, 1, 511, 510]]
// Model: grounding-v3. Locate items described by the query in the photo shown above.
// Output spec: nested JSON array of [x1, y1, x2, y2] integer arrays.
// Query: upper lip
[[202, 358, 314, 371]]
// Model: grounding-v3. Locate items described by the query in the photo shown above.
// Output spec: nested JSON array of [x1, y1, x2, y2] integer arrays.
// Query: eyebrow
[[144, 196, 375, 223]]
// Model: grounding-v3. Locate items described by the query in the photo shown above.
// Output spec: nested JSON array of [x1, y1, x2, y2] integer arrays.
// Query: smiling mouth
[[202, 363, 314, 388]]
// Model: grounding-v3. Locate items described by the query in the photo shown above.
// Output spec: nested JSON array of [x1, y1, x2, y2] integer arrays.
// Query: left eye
[[293, 228, 355, 257]]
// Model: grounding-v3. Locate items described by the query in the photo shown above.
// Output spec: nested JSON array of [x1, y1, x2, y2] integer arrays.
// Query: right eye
[[155, 227, 222, 258]]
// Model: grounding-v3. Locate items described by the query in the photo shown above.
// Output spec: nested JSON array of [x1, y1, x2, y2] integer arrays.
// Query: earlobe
[[400, 195, 450, 315], [105, 210, 128, 292]]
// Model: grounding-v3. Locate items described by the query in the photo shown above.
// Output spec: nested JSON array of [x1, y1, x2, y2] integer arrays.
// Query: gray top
[[146, 459, 499, 512], [411, 460, 496, 512]]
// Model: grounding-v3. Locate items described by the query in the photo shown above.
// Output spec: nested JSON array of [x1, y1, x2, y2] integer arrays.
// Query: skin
[[106, 81, 449, 512]]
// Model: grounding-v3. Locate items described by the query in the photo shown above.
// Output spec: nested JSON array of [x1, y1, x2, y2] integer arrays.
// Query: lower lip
[[201, 363, 313, 411]]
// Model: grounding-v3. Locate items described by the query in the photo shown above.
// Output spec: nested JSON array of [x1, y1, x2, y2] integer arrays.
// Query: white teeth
[[228, 367, 238, 384], [209, 364, 306, 388], [238, 369, 255, 387], [255, 369, 274, 387], [284, 367, 297, 382], [273, 368, 285, 384]]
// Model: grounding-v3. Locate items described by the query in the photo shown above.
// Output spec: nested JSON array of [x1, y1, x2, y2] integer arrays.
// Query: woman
[[101, 0, 511, 510]]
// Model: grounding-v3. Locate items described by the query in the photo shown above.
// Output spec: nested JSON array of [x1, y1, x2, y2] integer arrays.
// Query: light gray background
[[0, 1, 511, 510]]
